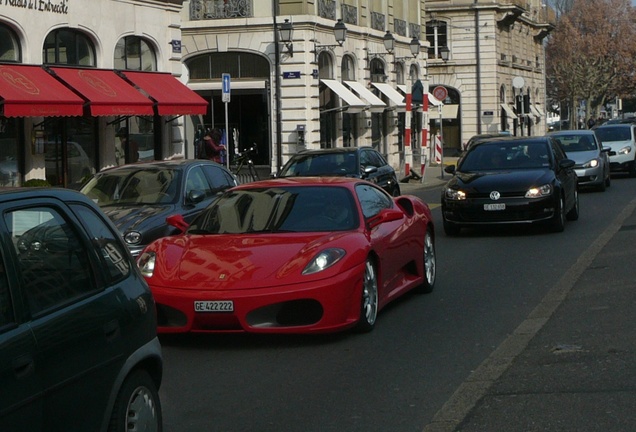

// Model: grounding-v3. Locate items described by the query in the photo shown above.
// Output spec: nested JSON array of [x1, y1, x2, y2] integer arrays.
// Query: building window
[[185, 52, 269, 80], [43, 29, 95, 66], [341, 55, 355, 81], [114, 36, 157, 71], [426, 20, 448, 59], [0, 24, 20, 62], [0, 117, 20, 187]]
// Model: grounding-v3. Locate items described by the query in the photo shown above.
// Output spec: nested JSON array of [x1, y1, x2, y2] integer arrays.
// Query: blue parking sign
[[222, 73, 231, 102]]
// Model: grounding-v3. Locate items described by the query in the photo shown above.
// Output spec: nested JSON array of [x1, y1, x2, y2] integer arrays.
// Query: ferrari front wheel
[[355, 259, 378, 333], [416, 228, 436, 294]]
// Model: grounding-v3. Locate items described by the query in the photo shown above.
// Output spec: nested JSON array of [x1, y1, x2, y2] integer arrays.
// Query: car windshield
[[594, 126, 632, 142], [81, 167, 180, 206], [459, 142, 550, 171], [279, 153, 358, 177], [188, 186, 358, 234], [552, 134, 597, 152]]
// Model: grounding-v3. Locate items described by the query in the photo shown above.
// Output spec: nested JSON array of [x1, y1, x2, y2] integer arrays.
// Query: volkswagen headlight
[[525, 184, 552, 198], [124, 231, 142, 245], [444, 188, 467, 201], [582, 159, 599, 168], [619, 146, 632, 155]]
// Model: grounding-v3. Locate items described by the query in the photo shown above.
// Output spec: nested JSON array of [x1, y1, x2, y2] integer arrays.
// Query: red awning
[[120, 71, 208, 116], [50, 67, 154, 116], [0, 64, 84, 117]]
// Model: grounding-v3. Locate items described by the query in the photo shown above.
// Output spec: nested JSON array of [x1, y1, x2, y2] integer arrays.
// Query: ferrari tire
[[108, 370, 162, 432], [550, 195, 566, 233], [566, 189, 579, 221], [355, 259, 379, 333], [416, 227, 436, 294]]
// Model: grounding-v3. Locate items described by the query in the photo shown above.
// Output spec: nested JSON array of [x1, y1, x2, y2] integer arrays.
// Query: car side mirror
[[166, 214, 189, 232], [602, 146, 611, 153], [559, 159, 575, 170], [187, 189, 206, 204], [361, 165, 378, 178], [367, 208, 404, 229], [444, 165, 456, 174]]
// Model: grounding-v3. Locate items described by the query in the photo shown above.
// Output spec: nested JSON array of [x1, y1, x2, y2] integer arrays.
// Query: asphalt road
[[158, 174, 636, 432]]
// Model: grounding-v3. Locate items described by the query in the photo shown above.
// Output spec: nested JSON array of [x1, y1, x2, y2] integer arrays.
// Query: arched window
[[114, 36, 157, 71], [341, 55, 355, 81], [395, 63, 404, 85], [43, 29, 95, 66], [0, 24, 20, 62]]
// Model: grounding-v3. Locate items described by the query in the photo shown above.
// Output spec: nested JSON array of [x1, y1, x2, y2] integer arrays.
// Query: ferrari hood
[[151, 232, 359, 289]]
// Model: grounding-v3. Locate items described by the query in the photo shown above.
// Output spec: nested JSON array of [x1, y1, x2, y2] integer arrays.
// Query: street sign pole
[[222, 73, 231, 170]]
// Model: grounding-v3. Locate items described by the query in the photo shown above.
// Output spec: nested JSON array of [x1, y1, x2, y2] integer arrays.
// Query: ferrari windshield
[[188, 186, 359, 234], [459, 141, 551, 172]]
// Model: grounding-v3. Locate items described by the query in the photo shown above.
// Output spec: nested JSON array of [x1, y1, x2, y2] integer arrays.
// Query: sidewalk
[[399, 158, 457, 193], [423, 198, 636, 432]]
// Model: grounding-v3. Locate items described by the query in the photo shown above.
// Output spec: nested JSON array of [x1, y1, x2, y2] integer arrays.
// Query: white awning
[[428, 93, 443, 107], [320, 79, 366, 113], [344, 81, 386, 113], [501, 103, 517, 118], [370, 82, 406, 111], [433, 104, 459, 119]]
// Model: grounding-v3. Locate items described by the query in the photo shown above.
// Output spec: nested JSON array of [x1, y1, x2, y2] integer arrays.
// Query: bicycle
[[230, 145, 260, 184]]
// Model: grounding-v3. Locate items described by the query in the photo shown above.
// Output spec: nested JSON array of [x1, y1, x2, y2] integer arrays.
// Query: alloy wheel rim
[[362, 261, 378, 325], [424, 232, 436, 285]]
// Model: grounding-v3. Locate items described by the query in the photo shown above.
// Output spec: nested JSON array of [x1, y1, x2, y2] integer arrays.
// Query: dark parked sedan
[[81, 159, 237, 256], [0, 188, 162, 431], [276, 147, 401, 196], [441, 136, 579, 235], [549, 129, 611, 191]]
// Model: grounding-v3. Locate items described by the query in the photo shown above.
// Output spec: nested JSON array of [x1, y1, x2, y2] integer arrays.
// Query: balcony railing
[[190, 0, 252, 20]]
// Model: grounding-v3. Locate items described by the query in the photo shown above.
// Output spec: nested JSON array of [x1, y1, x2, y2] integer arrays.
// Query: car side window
[[0, 254, 14, 328], [186, 166, 211, 198], [71, 204, 130, 285], [355, 183, 393, 219], [551, 140, 567, 163], [202, 165, 234, 193], [6, 207, 96, 317]]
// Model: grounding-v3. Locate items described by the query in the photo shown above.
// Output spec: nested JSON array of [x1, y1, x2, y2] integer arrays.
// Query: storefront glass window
[[0, 118, 20, 187], [43, 118, 96, 188], [0, 25, 20, 62], [114, 117, 154, 166], [43, 29, 95, 66], [114, 37, 157, 71]]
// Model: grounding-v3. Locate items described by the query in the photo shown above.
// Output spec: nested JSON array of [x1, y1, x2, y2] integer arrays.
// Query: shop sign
[[1, 0, 69, 15]]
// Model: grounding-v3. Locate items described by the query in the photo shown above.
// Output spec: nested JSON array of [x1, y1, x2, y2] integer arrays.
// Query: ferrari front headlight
[[137, 251, 156, 277], [525, 183, 552, 198], [302, 248, 346, 275]]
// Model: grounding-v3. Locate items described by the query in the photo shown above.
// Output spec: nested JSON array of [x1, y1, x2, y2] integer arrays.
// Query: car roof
[[472, 136, 549, 147], [98, 159, 225, 173], [0, 187, 99, 206], [295, 147, 371, 155], [232, 176, 368, 190], [548, 130, 596, 136]]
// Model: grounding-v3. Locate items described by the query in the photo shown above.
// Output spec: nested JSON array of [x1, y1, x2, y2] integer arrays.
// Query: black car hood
[[448, 169, 554, 192], [102, 204, 177, 232]]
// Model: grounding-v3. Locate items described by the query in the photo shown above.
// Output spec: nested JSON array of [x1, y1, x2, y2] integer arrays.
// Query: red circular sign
[[432, 86, 448, 102]]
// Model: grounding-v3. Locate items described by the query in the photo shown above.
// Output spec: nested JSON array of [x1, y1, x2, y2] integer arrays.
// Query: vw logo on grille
[[490, 191, 501, 200]]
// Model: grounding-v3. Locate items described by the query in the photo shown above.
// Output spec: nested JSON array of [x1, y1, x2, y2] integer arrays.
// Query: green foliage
[[23, 179, 51, 187]]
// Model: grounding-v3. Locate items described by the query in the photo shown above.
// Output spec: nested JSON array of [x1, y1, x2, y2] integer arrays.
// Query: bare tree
[[546, 0, 636, 125]]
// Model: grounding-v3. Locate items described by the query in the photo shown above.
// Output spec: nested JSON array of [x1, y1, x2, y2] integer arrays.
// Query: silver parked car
[[549, 130, 611, 191]]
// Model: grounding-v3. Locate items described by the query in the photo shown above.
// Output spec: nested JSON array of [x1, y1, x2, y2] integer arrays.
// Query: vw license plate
[[484, 203, 506, 211], [194, 301, 234, 312]]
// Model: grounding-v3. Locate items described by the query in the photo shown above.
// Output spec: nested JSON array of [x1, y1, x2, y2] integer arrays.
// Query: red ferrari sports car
[[137, 177, 436, 334]]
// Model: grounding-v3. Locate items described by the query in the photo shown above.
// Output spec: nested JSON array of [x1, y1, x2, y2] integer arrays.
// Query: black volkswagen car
[[276, 147, 401, 196], [81, 159, 237, 257], [441, 136, 579, 235]]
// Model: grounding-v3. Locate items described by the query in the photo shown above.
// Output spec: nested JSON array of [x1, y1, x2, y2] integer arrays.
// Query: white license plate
[[484, 203, 506, 211], [194, 301, 234, 312]]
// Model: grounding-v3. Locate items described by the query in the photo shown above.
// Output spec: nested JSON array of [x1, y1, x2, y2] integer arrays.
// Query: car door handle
[[13, 354, 35, 379], [103, 319, 120, 342]]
